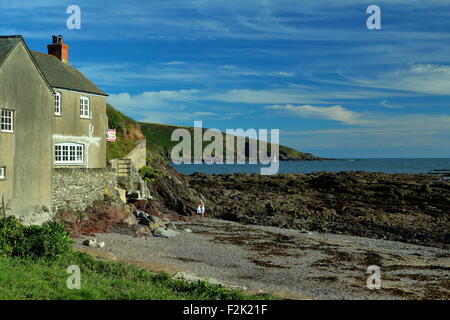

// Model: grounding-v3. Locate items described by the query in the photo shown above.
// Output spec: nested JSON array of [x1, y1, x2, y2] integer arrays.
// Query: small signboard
[[106, 129, 116, 142]]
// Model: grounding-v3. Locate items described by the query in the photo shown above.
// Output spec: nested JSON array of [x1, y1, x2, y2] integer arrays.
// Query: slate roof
[[0, 36, 21, 67], [0, 35, 107, 96], [31, 51, 107, 96]]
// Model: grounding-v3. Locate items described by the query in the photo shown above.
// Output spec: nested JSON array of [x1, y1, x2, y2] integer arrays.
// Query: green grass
[[106, 132, 137, 162], [106, 104, 141, 162], [0, 252, 275, 300], [140, 122, 190, 160]]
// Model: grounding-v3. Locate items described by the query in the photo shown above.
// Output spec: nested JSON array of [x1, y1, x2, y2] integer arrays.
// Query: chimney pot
[[47, 35, 69, 63]]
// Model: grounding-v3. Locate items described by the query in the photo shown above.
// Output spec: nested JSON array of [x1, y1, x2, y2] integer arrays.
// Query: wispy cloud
[[160, 61, 186, 65], [265, 103, 450, 132], [4, 0, 450, 43], [266, 104, 371, 126], [76, 60, 301, 90], [108, 89, 200, 110], [342, 64, 450, 95], [380, 100, 402, 109]]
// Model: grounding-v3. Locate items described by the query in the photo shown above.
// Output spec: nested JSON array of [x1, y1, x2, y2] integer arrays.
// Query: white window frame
[[1, 109, 14, 133], [54, 92, 62, 116], [54, 143, 85, 165], [80, 96, 90, 119], [0, 167, 5, 180]]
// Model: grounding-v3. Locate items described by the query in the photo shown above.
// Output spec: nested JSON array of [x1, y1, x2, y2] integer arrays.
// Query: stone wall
[[52, 168, 119, 213]]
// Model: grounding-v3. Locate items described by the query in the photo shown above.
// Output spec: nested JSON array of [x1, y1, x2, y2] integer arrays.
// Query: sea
[[171, 158, 450, 175]]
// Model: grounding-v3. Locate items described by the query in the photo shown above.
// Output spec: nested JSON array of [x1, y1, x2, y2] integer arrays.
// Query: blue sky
[[2, 0, 450, 158]]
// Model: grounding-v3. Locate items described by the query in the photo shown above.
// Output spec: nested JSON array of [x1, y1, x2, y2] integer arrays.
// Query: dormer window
[[54, 92, 61, 115], [80, 96, 90, 119]]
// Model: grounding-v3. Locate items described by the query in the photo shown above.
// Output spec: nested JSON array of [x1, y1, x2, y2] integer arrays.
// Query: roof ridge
[[0, 35, 23, 38], [30, 50, 60, 58]]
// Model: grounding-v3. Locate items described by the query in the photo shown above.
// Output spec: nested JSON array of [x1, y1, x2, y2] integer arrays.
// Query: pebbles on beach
[[75, 218, 450, 300]]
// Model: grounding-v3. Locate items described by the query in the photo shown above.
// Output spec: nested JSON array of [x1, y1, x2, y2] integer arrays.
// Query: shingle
[[31, 50, 107, 96]]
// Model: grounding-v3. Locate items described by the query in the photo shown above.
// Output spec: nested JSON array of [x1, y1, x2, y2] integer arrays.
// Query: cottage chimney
[[47, 35, 69, 63]]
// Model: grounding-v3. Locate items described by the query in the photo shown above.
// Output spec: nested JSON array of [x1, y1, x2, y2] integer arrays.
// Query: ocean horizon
[[171, 158, 450, 175]]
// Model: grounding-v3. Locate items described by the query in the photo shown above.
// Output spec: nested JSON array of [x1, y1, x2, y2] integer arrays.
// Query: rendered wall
[[125, 139, 147, 170], [52, 90, 107, 168], [0, 42, 54, 224]]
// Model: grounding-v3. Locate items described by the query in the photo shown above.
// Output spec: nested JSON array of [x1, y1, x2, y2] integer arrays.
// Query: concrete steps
[[117, 159, 132, 177]]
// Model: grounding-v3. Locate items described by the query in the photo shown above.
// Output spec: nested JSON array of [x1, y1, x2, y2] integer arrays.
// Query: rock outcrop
[[187, 171, 450, 248]]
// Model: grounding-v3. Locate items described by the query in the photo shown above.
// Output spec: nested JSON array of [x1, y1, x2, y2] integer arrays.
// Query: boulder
[[83, 239, 97, 247], [134, 209, 150, 220], [152, 227, 179, 238], [150, 215, 166, 228], [97, 241, 106, 248], [122, 205, 137, 225], [265, 202, 277, 216], [135, 225, 151, 237], [134, 209, 166, 228]]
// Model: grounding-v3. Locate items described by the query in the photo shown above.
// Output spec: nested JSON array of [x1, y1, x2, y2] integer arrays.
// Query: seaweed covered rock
[[187, 171, 450, 248]]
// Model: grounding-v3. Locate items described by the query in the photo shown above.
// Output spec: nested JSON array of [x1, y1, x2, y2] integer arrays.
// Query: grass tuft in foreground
[[0, 251, 275, 300]]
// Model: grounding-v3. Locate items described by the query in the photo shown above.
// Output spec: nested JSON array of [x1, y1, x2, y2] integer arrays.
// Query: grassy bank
[[106, 104, 144, 161], [139, 121, 319, 161], [0, 251, 272, 300]]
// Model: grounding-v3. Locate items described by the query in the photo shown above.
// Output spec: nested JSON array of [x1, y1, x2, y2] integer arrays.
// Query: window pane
[[1, 110, 13, 132], [55, 93, 61, 114], [80, 97, 89, 118], [55, 143, 84, 164]]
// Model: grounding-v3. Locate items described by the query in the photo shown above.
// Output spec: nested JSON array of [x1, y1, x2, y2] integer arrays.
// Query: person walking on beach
[[197, 201, 205, 219]]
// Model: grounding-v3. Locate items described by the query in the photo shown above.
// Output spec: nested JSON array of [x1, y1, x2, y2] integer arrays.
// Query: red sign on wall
[[106, 129, 116, 142]]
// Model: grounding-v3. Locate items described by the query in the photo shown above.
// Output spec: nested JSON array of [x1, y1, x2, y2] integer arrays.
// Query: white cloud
[[108, 89, 200, 110], [265, 104, 372, 126], [76, 61, 298, 88], [207, 89, 323, 104], [271, 72, 295, 77], [344, 64, 450, 95], [160, 61, 186, 65], [219, 65, 237, 70], [265, 103, 450, 132], [139, 111, 219, 124], [380, 100, 402, 109], [107, 89, 249, 123]]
